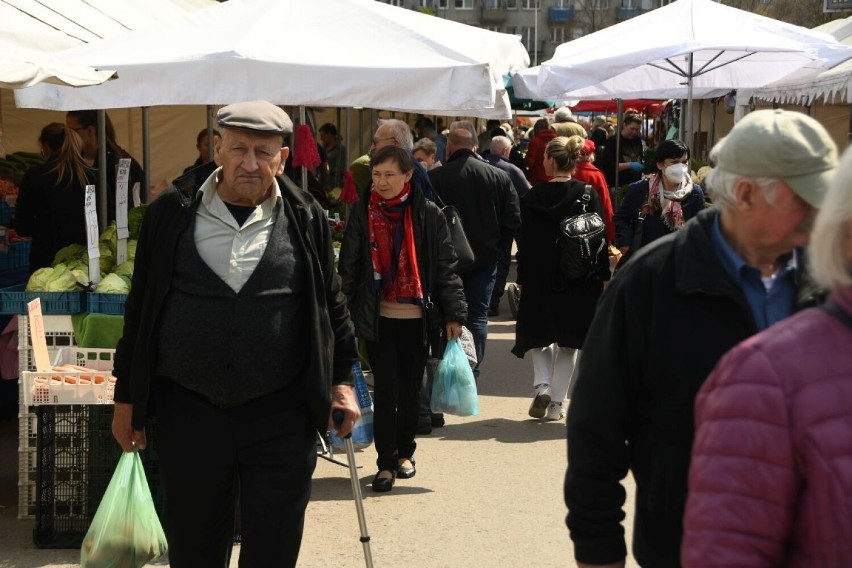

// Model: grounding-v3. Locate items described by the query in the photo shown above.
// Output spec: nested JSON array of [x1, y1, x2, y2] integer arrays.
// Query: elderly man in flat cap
[[111, 101, 360, 567], [565, 109, 838, 568]]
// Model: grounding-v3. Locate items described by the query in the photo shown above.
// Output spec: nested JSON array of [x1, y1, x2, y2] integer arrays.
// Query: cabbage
[[128, 205, 147, 240], [113, 261, 134, 280], [99, 223, 117, 258], [52, 244, 87, 267], [94, 273, 130, 294], [99, 242, 115, 274], [126, 240, 137, 262], [26, 264, 80, 292], [71, 269, 90, 288]]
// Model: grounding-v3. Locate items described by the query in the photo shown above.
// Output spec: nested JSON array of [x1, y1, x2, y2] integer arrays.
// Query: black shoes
[[396, 459, 416, 479], [431, 413, 445, 428], [371, 470, 396, 492]]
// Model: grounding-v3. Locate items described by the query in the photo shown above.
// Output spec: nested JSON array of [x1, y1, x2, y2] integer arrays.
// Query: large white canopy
[[0, 0, 216, 89], [753, 16, 852, 104], [514, 0, 852, 104], [14, 0, 529, 117]]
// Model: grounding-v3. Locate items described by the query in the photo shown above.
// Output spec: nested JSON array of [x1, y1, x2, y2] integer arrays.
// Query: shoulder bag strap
[[819, 300, 852, 329]]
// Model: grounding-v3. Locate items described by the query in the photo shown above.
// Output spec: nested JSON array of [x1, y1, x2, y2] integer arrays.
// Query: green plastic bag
[[81, 452, 168, 568]]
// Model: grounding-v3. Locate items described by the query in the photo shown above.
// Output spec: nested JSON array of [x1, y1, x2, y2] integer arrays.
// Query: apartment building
[[380, 0, 676, 63]]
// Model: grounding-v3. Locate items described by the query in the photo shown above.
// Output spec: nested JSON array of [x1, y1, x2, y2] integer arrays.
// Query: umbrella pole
[[142, 107, 151, 203], [206, 105, 215, 162], [300, 105, 308, 192], [614, 98, 623, 191], [685, 53, 694, 149], [98, 110, 107, 232]]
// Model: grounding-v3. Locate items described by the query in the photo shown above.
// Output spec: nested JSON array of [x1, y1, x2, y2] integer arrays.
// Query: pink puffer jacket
[[683, 286, 852, 568]]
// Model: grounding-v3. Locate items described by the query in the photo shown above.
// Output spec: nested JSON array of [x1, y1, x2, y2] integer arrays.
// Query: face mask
[[664, 162, 688, 184]]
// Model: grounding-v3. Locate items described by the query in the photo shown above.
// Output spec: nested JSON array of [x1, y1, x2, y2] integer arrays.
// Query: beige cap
[[710, 109, 837, 207]]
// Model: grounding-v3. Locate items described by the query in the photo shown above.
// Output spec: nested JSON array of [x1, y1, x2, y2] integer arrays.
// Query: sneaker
[[528, 384, 551, 418], [545, 401, 565, 421]]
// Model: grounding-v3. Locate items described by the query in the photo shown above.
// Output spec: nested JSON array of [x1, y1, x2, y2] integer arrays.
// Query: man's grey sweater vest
[[155, 206, 309, 407]]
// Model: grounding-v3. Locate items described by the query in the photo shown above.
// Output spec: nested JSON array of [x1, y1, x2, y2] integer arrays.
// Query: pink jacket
[[683, 286, 852, 567]]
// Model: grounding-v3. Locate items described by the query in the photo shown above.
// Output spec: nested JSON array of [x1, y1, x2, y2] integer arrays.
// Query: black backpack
[[557, 184, 608, 282]]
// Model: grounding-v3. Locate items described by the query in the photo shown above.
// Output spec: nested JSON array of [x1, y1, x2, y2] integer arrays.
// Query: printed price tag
[[27, 299, 50, 372], [116, 158, 130, 238], [84, 185, 101, 285]]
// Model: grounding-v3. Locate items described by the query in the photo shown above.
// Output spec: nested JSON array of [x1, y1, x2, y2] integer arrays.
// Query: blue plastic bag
[[331, 361, 374, 450], [430, 338, 479, 416]]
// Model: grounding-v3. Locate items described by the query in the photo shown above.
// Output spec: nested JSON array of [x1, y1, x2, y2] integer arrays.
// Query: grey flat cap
[[217, 101, 293, 137]]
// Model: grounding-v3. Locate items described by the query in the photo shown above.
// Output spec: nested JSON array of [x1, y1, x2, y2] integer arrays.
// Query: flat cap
[[217, 101, 293, 137]]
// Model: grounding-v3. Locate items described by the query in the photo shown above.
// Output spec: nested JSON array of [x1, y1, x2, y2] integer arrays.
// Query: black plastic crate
[[33, 405, 161, 549]]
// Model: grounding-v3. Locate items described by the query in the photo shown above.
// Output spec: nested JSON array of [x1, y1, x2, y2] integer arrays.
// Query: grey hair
[[412, 137, 437, 156], [377, 118, 413, 151], [811, 146, 852, 289], [705, 168, 783, 209], [490, 135, 512, 156]]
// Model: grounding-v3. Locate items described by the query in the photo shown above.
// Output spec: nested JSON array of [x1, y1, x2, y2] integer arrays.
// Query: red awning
[[567, 99, 669, 117]]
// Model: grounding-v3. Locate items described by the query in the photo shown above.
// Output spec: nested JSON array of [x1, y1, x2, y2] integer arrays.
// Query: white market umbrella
[[754, 15, 852, 104], [14, 0, 528, 115], [518, 0, 852, 144]]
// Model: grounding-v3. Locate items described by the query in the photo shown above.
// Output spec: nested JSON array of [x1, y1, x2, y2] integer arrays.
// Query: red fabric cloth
[[292, 124, 321, 169], [339, 170, 359, 204], [367, 183, 423, 305], [573, 161, 615, 243], [525, 129, 556, 185], [683, 286, 852, 568]]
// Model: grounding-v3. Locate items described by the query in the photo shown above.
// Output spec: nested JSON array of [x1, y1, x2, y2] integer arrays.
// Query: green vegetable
[[112, 261, 134, 280], [26, 264, 80, 292], [52, 244, 87, 267], [94, 273, 130, 294], [128, 205, 147, 240]]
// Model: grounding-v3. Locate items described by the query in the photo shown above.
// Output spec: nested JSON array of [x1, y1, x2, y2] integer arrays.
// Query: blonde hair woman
[[511, 136, 610, 421], [683, 146, 852, 567]]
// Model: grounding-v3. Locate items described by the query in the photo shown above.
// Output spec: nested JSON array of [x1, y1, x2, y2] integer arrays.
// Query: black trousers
[[154, 380, 316, 568], [366, 317, 426, 472]]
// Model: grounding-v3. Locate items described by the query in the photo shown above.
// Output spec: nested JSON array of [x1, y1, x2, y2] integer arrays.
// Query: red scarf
[[367, 182, 424, 305]]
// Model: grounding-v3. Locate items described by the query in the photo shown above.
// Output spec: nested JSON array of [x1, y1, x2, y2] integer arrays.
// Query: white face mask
[[663, 162, 689, 184]]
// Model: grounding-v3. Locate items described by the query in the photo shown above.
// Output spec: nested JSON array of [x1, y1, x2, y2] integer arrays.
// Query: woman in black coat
[[14, 123, 95, 273], [512, 136, 609, 422], [338, 146, 467, 493], [613, 139, 705, 266]]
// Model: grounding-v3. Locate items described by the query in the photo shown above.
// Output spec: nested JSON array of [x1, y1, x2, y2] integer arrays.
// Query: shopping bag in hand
[[81, 452, 167, 568], [430, 338, 479, 416], [331, 361, 374, 450]]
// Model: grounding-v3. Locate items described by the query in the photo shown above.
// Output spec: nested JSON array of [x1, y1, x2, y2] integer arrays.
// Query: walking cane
[[332, 410, 374, 568]]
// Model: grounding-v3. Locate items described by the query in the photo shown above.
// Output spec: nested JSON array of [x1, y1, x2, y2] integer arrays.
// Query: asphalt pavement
[[0, 281, 638, 568]]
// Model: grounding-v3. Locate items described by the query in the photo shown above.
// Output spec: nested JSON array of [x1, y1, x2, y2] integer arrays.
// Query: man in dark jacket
[[111, 101, 360, 567], [428, 128, 521, 375], [565, 110, 838, 568], [599, 112, 645, 190]]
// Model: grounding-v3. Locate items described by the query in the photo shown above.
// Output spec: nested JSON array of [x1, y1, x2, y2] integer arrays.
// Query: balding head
[[447, 127, 477, 157], [490, 135, 512, 158]]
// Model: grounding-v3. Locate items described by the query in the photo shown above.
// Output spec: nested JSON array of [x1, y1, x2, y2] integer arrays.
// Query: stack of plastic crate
[[18, 315, 75, 521], [18, 314, 162, 548]]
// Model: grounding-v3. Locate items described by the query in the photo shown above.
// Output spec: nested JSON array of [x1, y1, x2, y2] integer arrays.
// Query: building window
[[571, 26, 584, 40], [587, 0, 610, 8], [385, 0, 403, 5], [486, 25, 501, 32], [522, 0, 540, 9], [507, 0, 518, 7], [552, 0, 570, 7], [522, 26, 537, 50], [550, 27, 566, 44], [484, 0, 502, 7], [454, 0, 473, 8], [505, 25, 518, 35]]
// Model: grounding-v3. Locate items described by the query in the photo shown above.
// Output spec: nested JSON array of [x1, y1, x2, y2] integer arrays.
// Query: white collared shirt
[[194, 167, 282, 292]]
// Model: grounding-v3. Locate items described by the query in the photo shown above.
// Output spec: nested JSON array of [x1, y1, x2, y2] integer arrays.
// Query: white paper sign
[[27, 299, 50, 372], [132, 182, 141, 208], [84, 184, 100, 285], [115, 159, 130, 264]]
